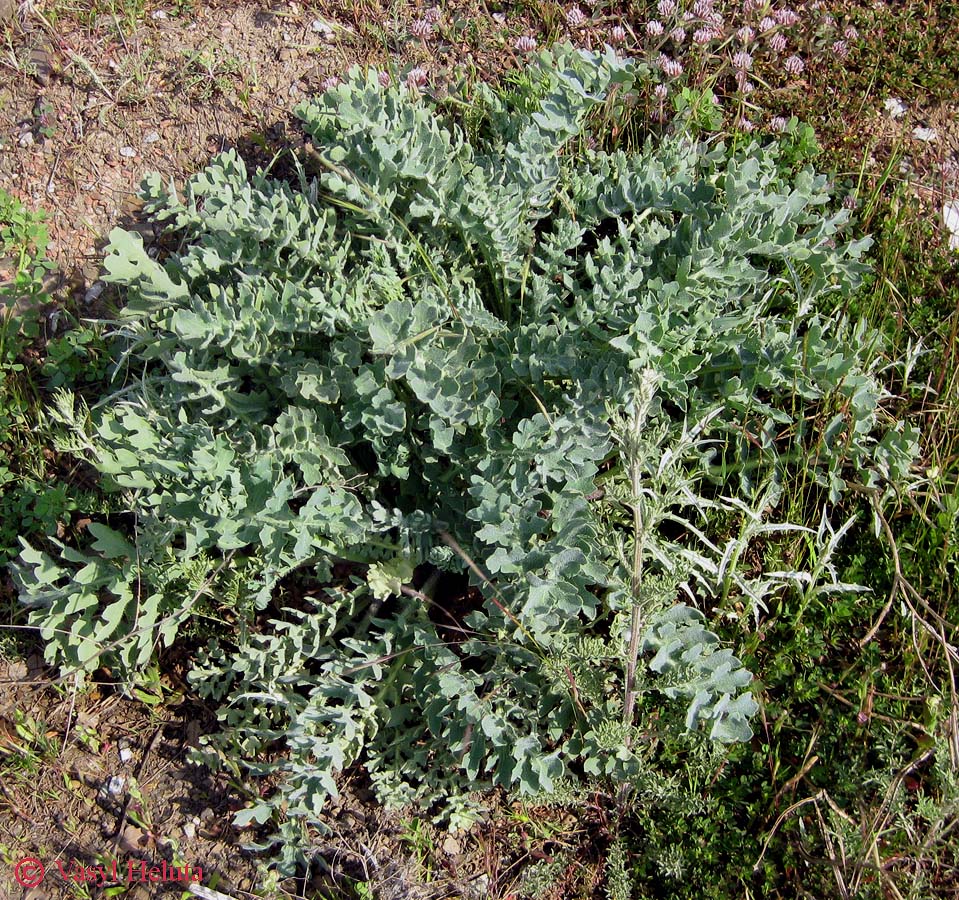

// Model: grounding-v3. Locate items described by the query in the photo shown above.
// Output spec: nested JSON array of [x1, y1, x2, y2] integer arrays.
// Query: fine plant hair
[[12, 46, 918, 866]]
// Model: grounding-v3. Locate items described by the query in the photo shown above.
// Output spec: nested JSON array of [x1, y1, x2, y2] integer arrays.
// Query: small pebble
[[118, 824, 148, 853], [311, 18, 333, 36], [119, 146, 136, 158], [29, 48, 52, 86], [466, 874, 490, 900], [150, 9, 168, 19], [119, 747, 134, 763], [943, 201, 959, 251], [18, 131, 34, 147], [912, 126, 938, 142], [883, 96, 907, 118], [182, 821, 196, 839], [442, 835, 461, 855], [144, 131, 160, 144], [106, 775, 125, 796]]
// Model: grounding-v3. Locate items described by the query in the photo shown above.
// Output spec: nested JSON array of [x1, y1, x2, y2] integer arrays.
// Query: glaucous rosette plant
[[14, 45, 917, 861]]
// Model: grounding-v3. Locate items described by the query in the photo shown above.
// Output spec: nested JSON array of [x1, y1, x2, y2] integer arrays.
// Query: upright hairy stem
[[617, 455, 646, 819], [619, 370, 657, 744], [623, 458, 645, 746]]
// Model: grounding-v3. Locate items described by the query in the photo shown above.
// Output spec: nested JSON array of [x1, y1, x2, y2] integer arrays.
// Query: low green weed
[[1, 188, 51, 347], [179, 45, 242, 101], [41, 318, 114, 390], [398, 817, 436, 879], [0, 192, 53, 573], [2, 709, 60, 777], [0, 194, 111, 575]]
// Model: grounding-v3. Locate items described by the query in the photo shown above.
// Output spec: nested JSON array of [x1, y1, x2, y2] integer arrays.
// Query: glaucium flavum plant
[[13, 45, 917, 860]]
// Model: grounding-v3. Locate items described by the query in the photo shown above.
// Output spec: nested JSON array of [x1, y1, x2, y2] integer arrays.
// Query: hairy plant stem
[[617, 456, 646, 818], [623, 469, 645, 746]]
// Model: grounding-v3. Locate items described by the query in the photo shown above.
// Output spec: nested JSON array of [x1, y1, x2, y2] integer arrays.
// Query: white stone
[[912, 126, 938, 142], [943, 200, 959, 251], [106, 775, 125, 796], [883, 97, 907, 118]]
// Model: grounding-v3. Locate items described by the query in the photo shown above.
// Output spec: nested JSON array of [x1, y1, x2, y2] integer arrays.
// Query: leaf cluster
[[11, 47, 919, 850]]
